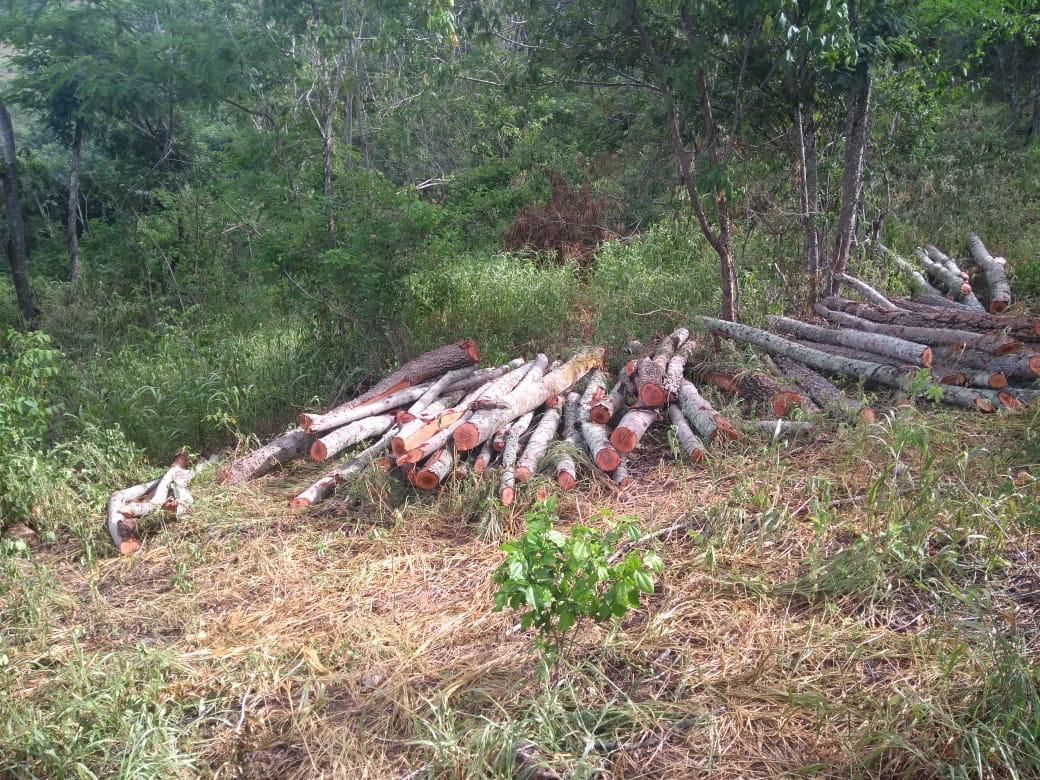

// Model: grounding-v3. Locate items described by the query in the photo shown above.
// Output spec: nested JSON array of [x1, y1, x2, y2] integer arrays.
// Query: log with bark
[[967, 233, 1013, 313], [748, 420, 815, 438], [916, 247, 979, 307], [822, 297, 1040, 342], [929, 345, 1040, 382], [898, 295, 983, 313], [610, 457, 631, 488], [310, 413, 396, 462], [498, 411, 534, 505], [556, 391, 583, 490], [414, 448, 455, 490], [107, 452, 201, 554], [667, 404, 707, 462], [696, 317, 1002, 412], [676, 381, 738, 442], [663, 336, 697, 398], [473, 439, 495, 473], [453, 349, 605, 451], [515, 407, 562, 482], [837, 272, 897, 310], [219, 427, 314, 485], [635, 327, 688, 406], [290, 426, 397, 507], [307, 340, 480, 428], [591, 371, 633, 425], [877, 242, 945, 298], [768, 314, 933, 367], [610, 406, 661, 453], [813, 302, 1022, 355], [773, 354, 875, 424], [697, 363, 808, 417]]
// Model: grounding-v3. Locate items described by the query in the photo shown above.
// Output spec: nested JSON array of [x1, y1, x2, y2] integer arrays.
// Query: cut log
[[676, 381, 738, 442], [929, 361, 1008, 390], [392, 359, 537, 459], [556, 391, 582, 490], [773, 354, 875, 424], [454, 349, 604, 451], [610, 407, 660, 453], [838, 272, 897, 310], [310, 413, 395, 461], [916, 247, 979, 306], [901, 294, 981, 313], [391, 392, 466, 456], [823, 297, 1040, 342], [635, 328, 686, 406], [931, 345, 1040, 382], [404, 365, 480, 417], [877, 242, 944, 298], [580, 419, 622, 471], [768, 315, 932, 367], [579, 370, 609, 421], [667, 404, 707, 461], [492, 426, 509, 452], [303, 340, 480, 431], [922, 245, 984, 309], [219, 427, 313, 485], [107, 453, 197, 553], [663, 336, 697, 398], [698, 363, 808, 417], [515, 407, 562, 482], [592, 372, 633, 425], [611, 458, 631, 488], [290, 426, 397, 507], [696, 317, 1000, 413], [473, 439, 495, 473], [498, 411, 534, 505], [967, 233, 1013, 313], [813, 302, 1022, 355], [748, 420, 815, 437], [414, 448, 455, 490]]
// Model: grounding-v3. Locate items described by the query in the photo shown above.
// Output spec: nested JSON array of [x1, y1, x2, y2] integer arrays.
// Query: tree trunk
[[698, 364, 808, 417], [303, 340, 481, 432], [219, 428, 314, 484], [579, 418, 621, 472], [796, 103, 822, 302], [822, 296, 1040, 341], [67, 119, 83, 283], [310, 413, 395, 461], [635, 328, 687, 406], [829, 76, 872, 294], [610, 407, 660, 453], [676, 380, 738, 442], [515, 407, 561, 482], [667, 404, 707, 461], [697, 317, 1000, 412], [768, 314, 932, 367], [813, 302, 1022, 355], [453, 349, 604, 451], [967, 233, 1013, 313], [837, 273, 896, 310], [0, 103, 34, 322], [773, 354, 875, 424], [556, 391, 582, 489]]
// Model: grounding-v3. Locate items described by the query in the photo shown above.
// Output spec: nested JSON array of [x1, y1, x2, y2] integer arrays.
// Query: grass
[[2, 397, 1037, 778]]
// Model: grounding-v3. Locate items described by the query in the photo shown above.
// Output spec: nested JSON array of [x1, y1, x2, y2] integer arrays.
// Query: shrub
[[492, 498, 663, 661]]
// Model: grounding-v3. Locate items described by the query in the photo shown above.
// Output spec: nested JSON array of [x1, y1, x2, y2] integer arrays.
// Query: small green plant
[[492, 498, 663, 661]]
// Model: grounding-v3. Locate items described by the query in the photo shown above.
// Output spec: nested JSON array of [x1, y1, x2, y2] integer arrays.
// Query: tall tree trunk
[[0, 103, 34, 323], [829, 76, 872, 294], [796, 103, 821, 303], [67, 119, 84, 283]]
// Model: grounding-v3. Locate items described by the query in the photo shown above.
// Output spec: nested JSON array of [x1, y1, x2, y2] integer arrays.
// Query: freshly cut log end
[[310, 440, 329, 461], [921, 347, 933, 368], [997, 393, 1023, 411], [590, 406, 612, 425], [514, 465, 533, 483], [858, 408, 876, 424], [500, 486, 516, 506], [990, 300, 1008, 314], [460, 339, 481, 363], [637, 383, 668, 407], [414, 449, 454, 490], [557, 466, 577, 490], [1030, 356, 1040, 376], [772, 391, 806, 417], [118, 538, 142, 555], [594, 447, 621, 471], [396, 411, 416, 425], [609, 407, 659, 453], [989, 373, 1009, 390]]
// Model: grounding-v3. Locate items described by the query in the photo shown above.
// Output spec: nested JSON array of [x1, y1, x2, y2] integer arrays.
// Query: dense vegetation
[[1, 1, 1038, 777]]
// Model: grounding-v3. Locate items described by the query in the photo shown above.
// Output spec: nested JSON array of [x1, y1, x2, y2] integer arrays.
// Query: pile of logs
[[700, 235, 1039, 414]]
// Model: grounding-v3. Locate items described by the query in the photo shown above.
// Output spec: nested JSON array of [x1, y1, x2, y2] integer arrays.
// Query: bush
[[0, 329, 143, 552]]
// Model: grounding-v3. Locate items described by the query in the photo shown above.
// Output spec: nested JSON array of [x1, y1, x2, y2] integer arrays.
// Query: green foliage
[[0, 328, 142, 550], [492, 498, 663, 658]]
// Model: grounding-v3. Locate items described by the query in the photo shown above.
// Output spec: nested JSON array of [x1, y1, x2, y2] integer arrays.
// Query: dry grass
[[2, 403, 1038, 779]]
